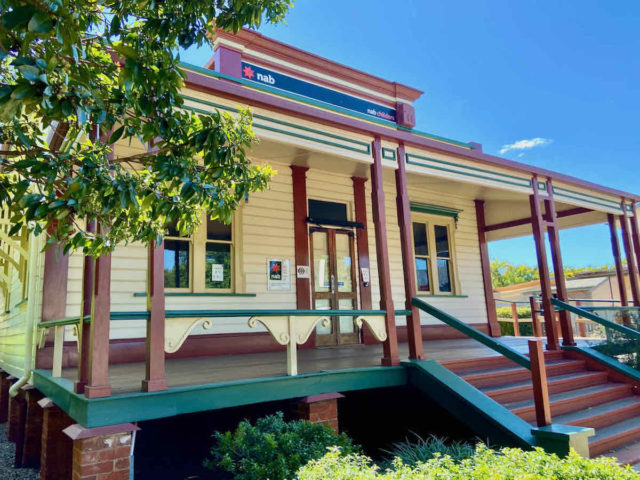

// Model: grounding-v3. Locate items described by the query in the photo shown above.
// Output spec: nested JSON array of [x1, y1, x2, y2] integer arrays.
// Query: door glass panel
[[434, 225, 450, 257], [164, 239, 190, 288], [205, 243, 231, 289], [335, 234, 353, 292], [415, 257, 430, 292], [338, 298, 355, 334], [315, 298, 332, 334], [412, 222, 428, 256], [312, 232, 330, 292], [438, 259, 452, 292]]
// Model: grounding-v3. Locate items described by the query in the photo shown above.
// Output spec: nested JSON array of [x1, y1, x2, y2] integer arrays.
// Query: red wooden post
[[511, 303, 520, 337], [609, 214, 629, 307], [529, 296, 543, 338], [475, 200, 502, 337], [142, 240, 168, 392], [352, 177, 372, 311], [371, 138, 400, 366], [395, 144, 423, 359], [544, 179, 575, 346], [620, 209, 640, 306], [75, 221, 94, 394], [84, 224, 112, 399], [291, 166, 314, 349], [528, 339, 552, 427], [530, 178, 560, 350]]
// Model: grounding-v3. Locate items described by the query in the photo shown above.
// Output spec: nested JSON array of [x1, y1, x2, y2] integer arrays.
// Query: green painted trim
[[394, 309, 411, 316], [415, 294, 469, 299], [531, 424, 594, 458], [410, 201, 462, 223], [132, 292, 257, 298], [105, 309, 389, 321], [412, 297, 531, 369], [406, 153, 532, 190], [580, 305, 640, 311], [562, 345, 640, 382], [37, 316, 86, 329], [180, 62, 473, 151], [381, 147, 397, 161], [552, 186, 621, 211], [551, 298, 640, 341], [13, 298, 28, 309], [404, 360, 535, 448], [33, 367, 407, 428]]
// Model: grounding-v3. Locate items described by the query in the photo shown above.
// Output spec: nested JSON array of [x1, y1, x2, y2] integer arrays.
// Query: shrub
[[498, 321, 534, 336], [383, 434, 475, 465], [297, 445, 640, 480], [204, 412, 358, 480], [496, 306, 532, 319]]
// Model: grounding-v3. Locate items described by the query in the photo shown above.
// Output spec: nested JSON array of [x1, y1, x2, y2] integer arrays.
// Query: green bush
[[383, 434, 475, 465], [498, 320, 533, 336], [496, 306, 531, 319], [204, 412, 358, 480], [297, 446, 640, 479]]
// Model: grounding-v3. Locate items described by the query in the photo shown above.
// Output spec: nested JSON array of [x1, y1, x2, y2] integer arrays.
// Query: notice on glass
[[211, 264, 224, 282], [267, 258, 290, 291]]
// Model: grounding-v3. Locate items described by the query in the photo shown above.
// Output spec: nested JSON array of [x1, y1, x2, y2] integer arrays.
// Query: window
[[164, 214, 238, 292], [411, 217, 457, 295]]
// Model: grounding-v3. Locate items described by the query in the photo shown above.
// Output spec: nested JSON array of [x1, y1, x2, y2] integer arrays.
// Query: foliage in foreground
[[298, 446, 640, 480], [204, 412, 358, 480], [383, 434, 475, 466], [0, 0, 292, 255]]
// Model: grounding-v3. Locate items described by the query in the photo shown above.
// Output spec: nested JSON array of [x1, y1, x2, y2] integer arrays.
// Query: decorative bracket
[[355, 315, 388, 342], [248, 315, 330, 376], [165, 317, 212, 353]]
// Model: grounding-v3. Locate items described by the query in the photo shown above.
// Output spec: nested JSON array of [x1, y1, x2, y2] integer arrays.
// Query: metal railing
[[412, 297, 551, 426]]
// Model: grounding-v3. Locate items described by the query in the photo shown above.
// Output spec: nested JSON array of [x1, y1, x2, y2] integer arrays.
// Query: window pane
[[438, 259, 452, 292], [164, 239, 190, 288], [335, 234, 353, 292], [412, 223, 428, 256], [205, 243, 231, 289], [207, 218, 232, 241], [434, 225, 450, 258], [415, 257, 430, 292]]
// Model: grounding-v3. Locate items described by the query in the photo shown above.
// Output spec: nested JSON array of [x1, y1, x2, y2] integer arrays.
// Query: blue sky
[[181, 1, 640, 268]]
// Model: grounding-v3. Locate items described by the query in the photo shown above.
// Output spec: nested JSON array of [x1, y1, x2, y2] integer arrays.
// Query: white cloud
[[499, 137, 552, 155]]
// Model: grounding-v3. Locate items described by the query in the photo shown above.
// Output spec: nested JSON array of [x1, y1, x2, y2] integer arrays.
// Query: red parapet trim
[[182, 68, 639, 202], [41, 243, 69, 322], [608, 214, 629, 308], [620, 211, 640, 306], [211, 28, 424, 102]]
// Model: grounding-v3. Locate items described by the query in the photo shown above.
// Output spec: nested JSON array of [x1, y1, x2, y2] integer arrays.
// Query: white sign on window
[[211, 264, 224, 282]]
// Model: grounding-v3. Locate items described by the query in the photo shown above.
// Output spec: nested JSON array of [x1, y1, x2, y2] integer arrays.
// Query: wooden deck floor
[[61, 337, 533, 396]]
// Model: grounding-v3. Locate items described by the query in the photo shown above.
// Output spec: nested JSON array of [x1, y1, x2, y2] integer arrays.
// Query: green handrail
[[579, 306, 640, 312], [412, 297, 531, 369], [551, 298, 640, 341], [37, 315, 88, 329]]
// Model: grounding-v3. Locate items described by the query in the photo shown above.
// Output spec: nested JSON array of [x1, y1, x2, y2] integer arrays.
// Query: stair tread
[[552, 396, 640, 427], [481, 371, 606, 394], [505, 383, 626, 410], [603, 440, 640, 465], [592, 416, 640, 444], [459, 359, 582, 378]]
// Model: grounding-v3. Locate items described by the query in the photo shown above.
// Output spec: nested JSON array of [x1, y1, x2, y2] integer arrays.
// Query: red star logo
[[242, 65, 254, 80]]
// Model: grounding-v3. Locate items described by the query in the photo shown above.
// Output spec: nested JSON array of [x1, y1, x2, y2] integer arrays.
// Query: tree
[[0, 0, 293, 255]]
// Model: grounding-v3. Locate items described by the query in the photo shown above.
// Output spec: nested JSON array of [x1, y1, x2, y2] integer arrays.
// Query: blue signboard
[[241, 62, 396, 122]]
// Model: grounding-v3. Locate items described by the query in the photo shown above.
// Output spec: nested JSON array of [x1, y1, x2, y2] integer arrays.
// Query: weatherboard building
[[2, 28, 640, 479]]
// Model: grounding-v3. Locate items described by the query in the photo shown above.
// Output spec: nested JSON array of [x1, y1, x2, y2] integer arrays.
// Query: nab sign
[[241, 62, 397, 123]]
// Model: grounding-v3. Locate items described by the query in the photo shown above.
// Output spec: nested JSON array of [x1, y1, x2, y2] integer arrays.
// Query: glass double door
[[310, 228, 359, 346]]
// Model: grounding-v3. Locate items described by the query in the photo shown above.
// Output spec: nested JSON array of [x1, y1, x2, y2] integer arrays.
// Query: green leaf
[[111, 42, 139, 60], [10, 84, 34, 100], [28, 11, 53, 34], [0, 86, 11, 99], [18, 65, 40, 82], [108, 126, 125, 144], [1, 6, 35, 29]]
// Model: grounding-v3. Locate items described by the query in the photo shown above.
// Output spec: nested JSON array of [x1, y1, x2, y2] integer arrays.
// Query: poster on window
[[211, 264, 224, 282], [267, 258, 290, 291]]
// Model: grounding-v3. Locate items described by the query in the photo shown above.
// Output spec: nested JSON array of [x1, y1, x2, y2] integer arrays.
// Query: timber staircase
[[442, 351, 640, 466]]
